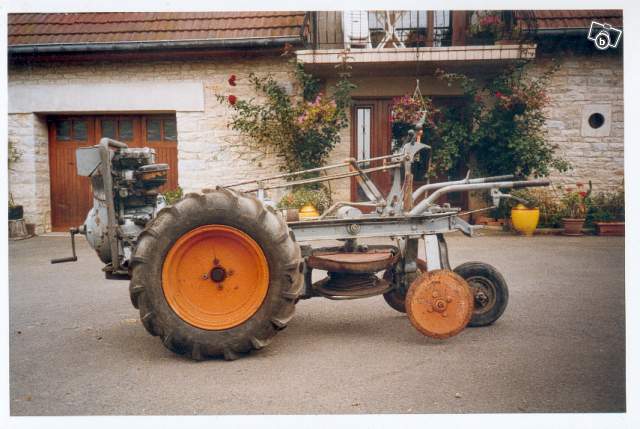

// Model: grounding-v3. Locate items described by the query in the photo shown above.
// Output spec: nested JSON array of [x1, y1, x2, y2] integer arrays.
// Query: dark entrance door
[[350, 98, 394, 202], [349, 96, 469, 209]]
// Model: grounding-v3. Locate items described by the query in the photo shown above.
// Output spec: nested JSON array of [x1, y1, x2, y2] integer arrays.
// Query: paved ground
[[9, 233, 625, 415]]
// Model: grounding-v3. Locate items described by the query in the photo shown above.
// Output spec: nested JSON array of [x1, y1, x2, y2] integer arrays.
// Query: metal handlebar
[[410, 179, 551, 215], [412, 173, 517, 201]]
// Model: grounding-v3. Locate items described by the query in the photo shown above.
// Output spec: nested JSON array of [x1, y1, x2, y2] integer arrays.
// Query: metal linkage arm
[[409, 179, 551, 215], [411, 173, 516, 201]]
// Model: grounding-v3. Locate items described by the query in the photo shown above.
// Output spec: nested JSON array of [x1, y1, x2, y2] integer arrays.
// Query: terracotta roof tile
[[517, 10, 622, 30], [8, 12, 306, 46]]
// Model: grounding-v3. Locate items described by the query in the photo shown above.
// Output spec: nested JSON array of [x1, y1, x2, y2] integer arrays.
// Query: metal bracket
[[423, 234, 451, 271], [490, 188, 529, 206]]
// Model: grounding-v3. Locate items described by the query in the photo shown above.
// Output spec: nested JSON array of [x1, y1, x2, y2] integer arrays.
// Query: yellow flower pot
[[510, 204, 540, 236], [298, 204, 320, 220]]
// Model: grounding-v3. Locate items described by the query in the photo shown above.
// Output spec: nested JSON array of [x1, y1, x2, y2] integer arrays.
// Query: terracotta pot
[[595, 221, 625, 236], [562, 218, 585, 236], [473, 215, 493, 225]]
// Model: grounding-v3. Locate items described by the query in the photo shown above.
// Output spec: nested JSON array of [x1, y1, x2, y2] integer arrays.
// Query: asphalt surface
[[9, 233, 625, 415]]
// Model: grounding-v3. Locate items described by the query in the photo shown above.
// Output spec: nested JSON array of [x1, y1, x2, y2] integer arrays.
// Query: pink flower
[[228, 95, 237, 106], [495, 91, 503, 98]]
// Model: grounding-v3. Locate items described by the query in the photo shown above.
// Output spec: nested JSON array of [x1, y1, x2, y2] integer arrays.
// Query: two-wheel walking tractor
[[52, 130, 549, 360]]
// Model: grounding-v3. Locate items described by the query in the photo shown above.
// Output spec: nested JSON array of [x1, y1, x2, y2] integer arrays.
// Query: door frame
[[350, 97, 394, 202]]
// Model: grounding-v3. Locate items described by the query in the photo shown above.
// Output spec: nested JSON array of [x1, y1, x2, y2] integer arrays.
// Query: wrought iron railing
[[308, 11, 453, 50]]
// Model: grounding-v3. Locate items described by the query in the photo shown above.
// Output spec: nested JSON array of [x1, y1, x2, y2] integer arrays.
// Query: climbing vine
[[217, 61, 355, 174], [391, 62, 570, 179]]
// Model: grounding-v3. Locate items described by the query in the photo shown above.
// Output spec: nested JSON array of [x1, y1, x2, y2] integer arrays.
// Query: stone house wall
[[8, 56, 298, 232], [536, 50, 624, 192], [7, 47, 624, 233]]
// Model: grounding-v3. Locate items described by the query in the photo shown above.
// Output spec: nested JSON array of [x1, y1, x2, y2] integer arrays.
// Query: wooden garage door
[[49, 115, 178, 231]]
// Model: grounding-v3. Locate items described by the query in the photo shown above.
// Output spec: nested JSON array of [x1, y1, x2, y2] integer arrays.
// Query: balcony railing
[[309, 11, 454, 50]]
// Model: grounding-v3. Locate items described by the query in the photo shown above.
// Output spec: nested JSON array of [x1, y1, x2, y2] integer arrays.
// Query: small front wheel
[[453, 262, 509, 327], [382, 259, 427, 313]]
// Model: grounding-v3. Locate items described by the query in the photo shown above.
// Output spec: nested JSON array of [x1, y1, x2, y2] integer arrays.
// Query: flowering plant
[[216, 59, 354, 176], [433, 63, 569, 179], [276, 186, 332, 213], [296, 94, 339, 132], [467, 11, 521, 42], [560, 183, 591, 219], [391, 95, 426, 124]]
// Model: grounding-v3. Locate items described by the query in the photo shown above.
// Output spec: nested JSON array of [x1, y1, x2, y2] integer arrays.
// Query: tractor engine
[[76, 140, 168, 274]]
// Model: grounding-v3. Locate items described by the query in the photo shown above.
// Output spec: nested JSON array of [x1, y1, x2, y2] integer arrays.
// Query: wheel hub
[[468, 277, 497, 315], [210, 266, 228, 283]]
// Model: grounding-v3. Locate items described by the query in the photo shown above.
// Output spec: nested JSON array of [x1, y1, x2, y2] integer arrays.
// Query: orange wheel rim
[[162, 225, 269, 330], [406, 270, 474, 339]]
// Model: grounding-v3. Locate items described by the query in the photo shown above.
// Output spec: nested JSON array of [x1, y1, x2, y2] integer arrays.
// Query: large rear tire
[[129, 188, 302, 360]]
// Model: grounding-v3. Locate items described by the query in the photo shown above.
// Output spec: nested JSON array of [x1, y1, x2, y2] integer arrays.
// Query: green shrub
[[163, 187, 183, 205], [276, 186, 331, 213], [586, 187, 624, 226]]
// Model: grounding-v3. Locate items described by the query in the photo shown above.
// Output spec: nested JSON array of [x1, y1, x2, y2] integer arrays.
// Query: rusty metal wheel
[[454, 262, 509, 327], [129, 188, 302, 360], [382, 258, 427, 313], [405, 269, 474, 339]]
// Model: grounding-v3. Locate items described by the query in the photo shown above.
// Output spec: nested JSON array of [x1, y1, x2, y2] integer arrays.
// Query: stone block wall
[[535, 51, 624, 192], [8, 56, 298, 232], [7, 48, 624, 233], [8, 113, 50, 234]]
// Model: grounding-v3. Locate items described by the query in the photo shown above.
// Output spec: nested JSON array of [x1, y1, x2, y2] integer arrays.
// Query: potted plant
[[8, 193, 23, 220], [510, 203, 540, 236], [587, 187, 624, 236], [467, 11, 520, 45], [276, 186, 331, 220], [560, 183, 590, 236]]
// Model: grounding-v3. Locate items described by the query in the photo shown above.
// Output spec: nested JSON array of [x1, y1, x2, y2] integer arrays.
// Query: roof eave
[[8, 35, 305, 55]]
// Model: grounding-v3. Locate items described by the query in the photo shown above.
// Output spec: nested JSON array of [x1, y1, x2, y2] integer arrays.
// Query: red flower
[[579, 191, 587, 198], [495, 91, 503, 98], [228, 75, 237, 86], [228, 95, 237, 106]]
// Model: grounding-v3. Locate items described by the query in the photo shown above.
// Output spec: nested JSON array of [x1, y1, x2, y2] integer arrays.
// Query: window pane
[[73, 119, 88, 141], [55, 119, 72, 141], [100, 119, 117, 139], [146, 118, 162, 141], [163, 119, 177, 141], [119, 119, 134, 141], [356, 108, 371, 160]]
